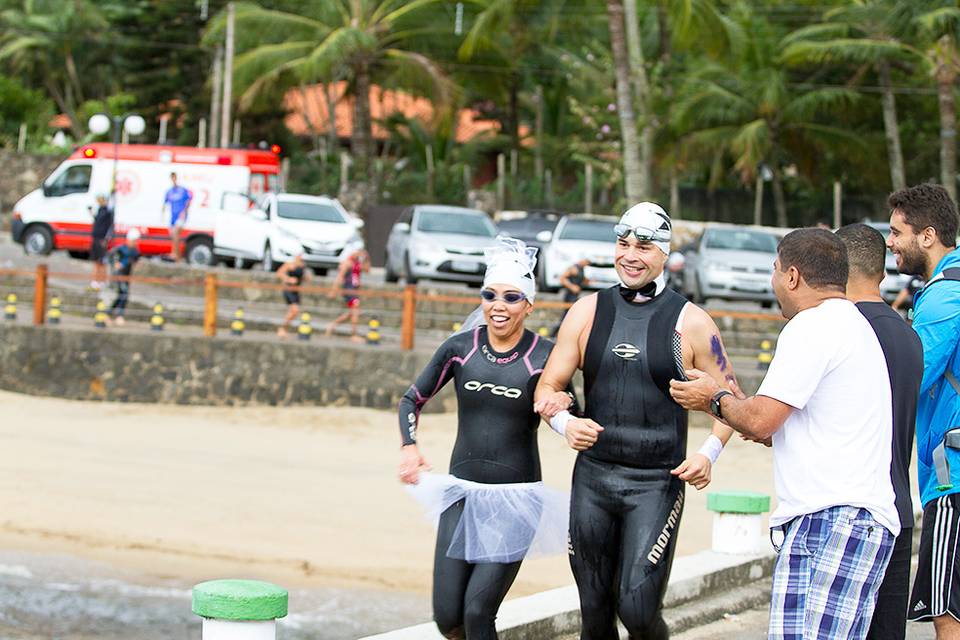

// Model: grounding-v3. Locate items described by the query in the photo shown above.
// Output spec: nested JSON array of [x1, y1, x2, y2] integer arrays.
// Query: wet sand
[[0, 389, 776, 603]]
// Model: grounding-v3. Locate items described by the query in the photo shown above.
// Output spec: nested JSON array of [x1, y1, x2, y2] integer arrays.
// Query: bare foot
[[324, 324, 335, 337], [114, 316, 125, 327], [277, 328, 288, 339], [350, 335, 364, 344]]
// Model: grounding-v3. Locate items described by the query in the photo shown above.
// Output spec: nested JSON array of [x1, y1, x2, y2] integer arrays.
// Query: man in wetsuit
[[534, 202, 737, 639], [836, 223, 922, 640]]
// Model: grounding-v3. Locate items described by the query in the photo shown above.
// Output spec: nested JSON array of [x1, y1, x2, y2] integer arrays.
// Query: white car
[[384, 205, 499, 285], [539, 215, 620, 292], [214, 193, 364, 273]]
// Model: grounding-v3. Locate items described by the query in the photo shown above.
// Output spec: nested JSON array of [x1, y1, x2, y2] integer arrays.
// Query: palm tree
[[205, 0, 452, 180], [672, 10, 862, 227], [780, 1, 914, 191], [0, 0, 107, 138], [905, 2, 960, 201]]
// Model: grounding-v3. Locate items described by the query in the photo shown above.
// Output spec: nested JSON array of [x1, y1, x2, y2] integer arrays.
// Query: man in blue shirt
[[886, 183, 960, 638], [163, 172, 192, 262]]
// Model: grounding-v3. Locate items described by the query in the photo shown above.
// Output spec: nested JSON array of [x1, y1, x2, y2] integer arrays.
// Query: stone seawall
[[0, 324, 457, 411], [0, 323, 766, 410], [0, 151, 65, 221]]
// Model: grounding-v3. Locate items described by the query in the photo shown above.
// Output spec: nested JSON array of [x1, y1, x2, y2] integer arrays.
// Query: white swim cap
[[126, 228, 142, 241], [482, 236, 538, 302], [617, 202, 672, 255]]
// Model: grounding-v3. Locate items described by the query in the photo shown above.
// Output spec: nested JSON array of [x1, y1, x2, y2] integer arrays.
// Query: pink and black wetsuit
[[398, 326, 567, 640]]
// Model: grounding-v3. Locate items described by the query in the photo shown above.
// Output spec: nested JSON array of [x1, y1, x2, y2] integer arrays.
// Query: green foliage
[[0, 73, 53, 147]]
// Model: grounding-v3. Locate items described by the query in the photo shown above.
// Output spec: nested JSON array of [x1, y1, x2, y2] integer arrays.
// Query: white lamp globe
[[124, 115, 146, 136], [88, 114, 111, 135]]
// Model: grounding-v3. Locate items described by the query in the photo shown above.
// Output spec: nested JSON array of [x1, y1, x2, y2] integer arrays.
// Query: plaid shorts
[[769, 505, 895, 640]]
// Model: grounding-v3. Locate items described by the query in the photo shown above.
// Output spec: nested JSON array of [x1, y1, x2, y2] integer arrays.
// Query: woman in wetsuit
[[398, 238, 569, 640], [276, 253, 307, 338]]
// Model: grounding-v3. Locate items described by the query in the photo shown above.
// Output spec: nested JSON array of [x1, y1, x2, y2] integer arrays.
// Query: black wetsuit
[[398, 326, 559, 640], [283, 266, 304, 305], [571, 285, 688, 640]]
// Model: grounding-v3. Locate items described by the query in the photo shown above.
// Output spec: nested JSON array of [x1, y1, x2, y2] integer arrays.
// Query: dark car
[[495, 211, 561, 278]]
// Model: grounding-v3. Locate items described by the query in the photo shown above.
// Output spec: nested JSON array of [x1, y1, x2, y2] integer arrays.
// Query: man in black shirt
[[89, 194, 113, 290], [836, 223, 923, 640]]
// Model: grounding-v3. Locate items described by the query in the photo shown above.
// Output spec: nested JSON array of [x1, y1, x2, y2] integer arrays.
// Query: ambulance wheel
[[68, 251, 90, 260], [186, 237, 215, 266], [22, 225, 53, 256]]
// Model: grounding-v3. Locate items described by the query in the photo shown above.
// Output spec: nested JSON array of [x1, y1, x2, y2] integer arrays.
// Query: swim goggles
[[614, 223, 671, 243], [480, 289, 528, 304]]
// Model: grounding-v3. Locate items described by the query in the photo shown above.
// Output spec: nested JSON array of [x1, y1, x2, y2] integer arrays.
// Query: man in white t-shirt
[[670, 228, 898, 640]]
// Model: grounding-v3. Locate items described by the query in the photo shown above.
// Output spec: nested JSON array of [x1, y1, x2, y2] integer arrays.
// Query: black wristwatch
[[710, 390, 733, 419]]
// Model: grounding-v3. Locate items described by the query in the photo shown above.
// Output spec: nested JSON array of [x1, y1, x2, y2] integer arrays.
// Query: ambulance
[[10, 143, 281, 265]]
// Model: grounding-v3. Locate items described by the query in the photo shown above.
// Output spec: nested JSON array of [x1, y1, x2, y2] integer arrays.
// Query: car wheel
[[404, 253, 419, 284], [312, 267, 328, 277], [22, 225, 53, 256], [186, 237, 216, 266], [689, 275, 704, 304], [68, 250, 90, 260], [761, 300, 773, 309], [261, 243, 275, 272], [385, 255, 399, 283]]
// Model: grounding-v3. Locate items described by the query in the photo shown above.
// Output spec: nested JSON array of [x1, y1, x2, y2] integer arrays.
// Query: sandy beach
[[0, 389, 777, 602]]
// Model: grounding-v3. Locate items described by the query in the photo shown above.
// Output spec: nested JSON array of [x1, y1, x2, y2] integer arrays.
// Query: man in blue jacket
[[886, 183, 960, 638]]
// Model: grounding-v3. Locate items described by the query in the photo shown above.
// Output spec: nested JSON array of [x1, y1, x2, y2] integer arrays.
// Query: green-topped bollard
[[192, 579, 288, 640], [706, 491, 771, 554]]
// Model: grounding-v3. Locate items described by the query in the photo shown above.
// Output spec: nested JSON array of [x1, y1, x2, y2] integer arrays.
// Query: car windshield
[[417, 210, 496, 236], [704, 229, 778, 253], [277, 201, 345, 223], [559, 219, 615, 242], [498, 218, 557, 239]]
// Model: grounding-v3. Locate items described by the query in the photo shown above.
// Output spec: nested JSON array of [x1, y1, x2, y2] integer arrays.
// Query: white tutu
[[406, 472, 570, 564]]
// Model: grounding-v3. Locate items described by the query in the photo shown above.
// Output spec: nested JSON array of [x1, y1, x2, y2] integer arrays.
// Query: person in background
[[108, 229, 141, 326], [276, 252, 307, 339], [162, 172, 192, 263], [550, 258, 590, 337], [89, 193, 113, 290], [836, 223, 923, 640], [885, 183, 960, 638], [326, 247, 370, 343], [890, 275, 924, 316]]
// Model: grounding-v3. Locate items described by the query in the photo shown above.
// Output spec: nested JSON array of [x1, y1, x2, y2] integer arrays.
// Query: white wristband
[[697, 434, 724, 465], [550, 410, 572, 436]]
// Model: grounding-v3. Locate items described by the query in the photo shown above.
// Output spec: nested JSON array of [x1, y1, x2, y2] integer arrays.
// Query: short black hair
[[887, 183, 958, 248], [777, 228, 848, 291], [835, 223, 886, 281]]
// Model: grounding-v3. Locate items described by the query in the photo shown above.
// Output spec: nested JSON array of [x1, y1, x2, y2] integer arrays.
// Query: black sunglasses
[[480, 289, 527, 304]]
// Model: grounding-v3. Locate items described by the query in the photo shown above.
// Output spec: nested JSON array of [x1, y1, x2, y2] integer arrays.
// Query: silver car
[[385, 205, 499, 285], [682, 226, 779, 307]]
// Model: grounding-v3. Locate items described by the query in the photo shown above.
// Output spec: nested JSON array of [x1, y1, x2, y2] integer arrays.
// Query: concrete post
[[192, 579, 288, 640], [706, 491, 770, 554]]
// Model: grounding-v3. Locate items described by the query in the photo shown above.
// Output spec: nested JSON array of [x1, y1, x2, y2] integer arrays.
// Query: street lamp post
[[88, 113, 146, 198]]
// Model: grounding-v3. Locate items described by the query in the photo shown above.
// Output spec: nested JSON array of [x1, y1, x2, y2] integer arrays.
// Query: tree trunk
[[607, 0, 643, 204], [771, 166, 787, 228], [325, 81, 338, 152], [935, 35, 958, 203], [878, 61, 907, 191], [623, 0, 654, 199], [508, 72, 520, 153], [44, 77, 83, 139], [352, 64, 373, 180]]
